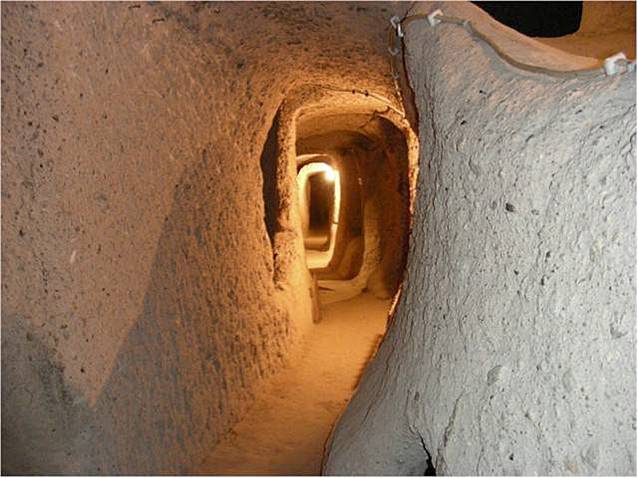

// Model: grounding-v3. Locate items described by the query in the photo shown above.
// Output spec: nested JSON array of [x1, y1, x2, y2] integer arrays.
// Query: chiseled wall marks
[[1, 2, 403, 473]]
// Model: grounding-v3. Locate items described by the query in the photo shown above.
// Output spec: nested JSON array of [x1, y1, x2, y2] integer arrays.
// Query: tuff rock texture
[[324, 2, 636, 476], [2, 1, 635, 476], [1, 2, 408, 474]]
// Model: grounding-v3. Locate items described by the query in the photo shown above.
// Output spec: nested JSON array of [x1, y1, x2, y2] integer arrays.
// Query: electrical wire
[[393, 11, 635, 80]]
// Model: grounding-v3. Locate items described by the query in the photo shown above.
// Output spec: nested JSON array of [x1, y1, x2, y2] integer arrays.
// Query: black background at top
[[472, 2, 583, 37]]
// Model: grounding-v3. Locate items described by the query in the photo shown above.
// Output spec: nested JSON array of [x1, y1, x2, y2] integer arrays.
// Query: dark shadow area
[[1, 313, 93, 474], [260, 111, 281, 249], [424, 454, 436, 476], [473, 1, 582, 37]]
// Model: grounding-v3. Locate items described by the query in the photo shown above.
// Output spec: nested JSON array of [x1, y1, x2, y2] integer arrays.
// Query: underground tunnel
[[298, 159, 339, 267], [1, 1, 636, 476]]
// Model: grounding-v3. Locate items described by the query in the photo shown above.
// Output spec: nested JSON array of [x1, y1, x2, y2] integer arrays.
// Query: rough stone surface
[[3, 1, 635, 475], [324, 2, 636, 476], [1, 2, 408, 474]]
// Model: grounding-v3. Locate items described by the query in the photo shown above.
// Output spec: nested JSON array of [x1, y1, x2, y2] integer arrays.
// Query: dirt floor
[[196, 292, 390, 475]]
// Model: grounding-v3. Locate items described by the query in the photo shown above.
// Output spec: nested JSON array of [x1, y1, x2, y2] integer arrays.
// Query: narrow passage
[[197, 292, 390, 475]]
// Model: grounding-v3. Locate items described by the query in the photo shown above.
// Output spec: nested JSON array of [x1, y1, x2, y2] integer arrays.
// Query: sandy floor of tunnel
[[196, 293, 389, 475]]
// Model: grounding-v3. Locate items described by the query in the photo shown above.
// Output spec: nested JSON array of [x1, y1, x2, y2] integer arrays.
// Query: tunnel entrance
[[306, 170, 334, 246], [295, 109, 413, 304], [297, 158, 342, 271], [202, 88, 419, 475]]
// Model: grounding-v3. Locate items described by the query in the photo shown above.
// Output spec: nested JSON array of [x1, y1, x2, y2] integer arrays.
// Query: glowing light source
[[296, 158, 341, 270], [323, 166, 336, 182]]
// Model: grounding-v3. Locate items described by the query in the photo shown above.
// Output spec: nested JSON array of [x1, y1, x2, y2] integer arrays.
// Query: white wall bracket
[[604, 52, 629, 76], [390, 15, 404, 38], [427, 9, 443, 27]]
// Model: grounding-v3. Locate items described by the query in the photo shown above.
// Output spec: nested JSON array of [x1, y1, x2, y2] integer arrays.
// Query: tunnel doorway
[[306, 170, 334, 248], [205, 88, 419, 475], [295, 109, 413, 305], [297, 158, 342, 270]]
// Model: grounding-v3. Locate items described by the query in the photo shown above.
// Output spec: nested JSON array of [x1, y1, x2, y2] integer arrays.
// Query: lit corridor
[[197, 293, 389, 475]]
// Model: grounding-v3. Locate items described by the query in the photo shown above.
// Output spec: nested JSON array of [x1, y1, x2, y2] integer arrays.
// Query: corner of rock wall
[[325, 4, 636, 475], [1, 3, 306, 473]]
